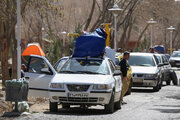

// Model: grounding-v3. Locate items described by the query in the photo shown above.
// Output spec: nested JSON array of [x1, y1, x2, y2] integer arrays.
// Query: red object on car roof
[[21, 43, 45, 56]]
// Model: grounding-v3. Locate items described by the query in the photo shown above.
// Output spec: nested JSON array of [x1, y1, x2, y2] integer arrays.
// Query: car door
[[108, 60, 121, 100], [25, 55, 56, 98], [162, 55, 171, 80]]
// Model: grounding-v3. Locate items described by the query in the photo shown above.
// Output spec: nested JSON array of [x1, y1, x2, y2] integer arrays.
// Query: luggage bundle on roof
[[72, 28, 107, 57]]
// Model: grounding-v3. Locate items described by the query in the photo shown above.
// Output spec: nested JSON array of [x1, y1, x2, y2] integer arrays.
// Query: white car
[[154, 54, 172, 85], [169, 51, 180, 69], [24, 55, 122, 113], [128, 53, 163, 91]]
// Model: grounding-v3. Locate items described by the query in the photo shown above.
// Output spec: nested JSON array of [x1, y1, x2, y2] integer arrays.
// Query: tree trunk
[[84, 0, 96, 31], [136, 24, 149, 48], [1, 35, 10, 87], [11, 27, 17, 79]]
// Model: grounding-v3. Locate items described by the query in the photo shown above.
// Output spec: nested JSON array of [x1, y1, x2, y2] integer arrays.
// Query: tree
[[0, 0, 28, 86]]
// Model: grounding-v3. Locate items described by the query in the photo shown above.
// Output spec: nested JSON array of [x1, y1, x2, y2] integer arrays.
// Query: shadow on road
[[154, 105, 180, 107], [166, 95, 180, 100], [44, 107, 119, 116], [131, 88, 154, 93], [151, 108, 180, 113]]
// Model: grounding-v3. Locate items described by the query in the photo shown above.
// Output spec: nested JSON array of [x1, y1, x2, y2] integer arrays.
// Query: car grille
[[59, 97, 98, 102], [170, 60, 180, 67], [133, 74, 143, 77], [67, 84, 90, 92]]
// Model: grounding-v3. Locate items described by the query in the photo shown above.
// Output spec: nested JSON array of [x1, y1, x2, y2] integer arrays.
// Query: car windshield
[[58, 58, 110, 75], [128, 55, 156, 67], [54, 58, 68, 71], [171, 52, 180, 57]]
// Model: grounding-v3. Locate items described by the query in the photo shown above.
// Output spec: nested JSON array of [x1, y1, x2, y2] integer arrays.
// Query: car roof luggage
[[72, 28, 107, 57]]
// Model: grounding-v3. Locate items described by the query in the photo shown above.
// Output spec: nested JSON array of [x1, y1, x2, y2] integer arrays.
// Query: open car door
[[23, 55, 56, 98]]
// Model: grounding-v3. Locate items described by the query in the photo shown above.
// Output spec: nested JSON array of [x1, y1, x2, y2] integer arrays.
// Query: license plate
[[133, 78, 143, 83], [67, 93, 89, 98]]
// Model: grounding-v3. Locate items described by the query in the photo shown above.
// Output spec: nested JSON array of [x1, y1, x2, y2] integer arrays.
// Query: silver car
[[128, 53, 163, 91]]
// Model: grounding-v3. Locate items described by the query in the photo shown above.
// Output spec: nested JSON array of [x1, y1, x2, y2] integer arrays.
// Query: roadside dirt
[[0, 90, 49, 115], [28, 97, 49, 113], [0, 90, 13, 115]]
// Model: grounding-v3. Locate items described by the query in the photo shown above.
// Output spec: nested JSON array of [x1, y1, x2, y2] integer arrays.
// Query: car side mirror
[[158, 63, 163, 67], [113, 70, 121, 76], [41, 68, 53, 75]]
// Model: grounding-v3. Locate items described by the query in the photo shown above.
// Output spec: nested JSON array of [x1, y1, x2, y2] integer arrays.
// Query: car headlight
[[93, 84, 112, 90], [50, 83, 64, 88], [144, 74, 157, 78]]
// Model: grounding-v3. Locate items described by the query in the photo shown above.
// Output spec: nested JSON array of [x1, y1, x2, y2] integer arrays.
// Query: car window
[[162, 56, 166, 63], [115, 58, 120, 66], [28, 57, 50, 74], [54, 58, 68, 71], [59, 58, 110, 75], [108, 60, 116, 72], [154, 55, 161, 64], [128, 55, 156, 67], [162, 56, 168, 63], [171, 52, 180, 57]]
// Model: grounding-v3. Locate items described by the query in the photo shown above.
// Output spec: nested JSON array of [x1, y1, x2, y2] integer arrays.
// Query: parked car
[[115, 55, 133, 95], [128, 53, 163, 92], [154, 54, 177, 85], [49, 56, 122, 113], [169, 51, 180, 68], [24, 55, 122, 113]]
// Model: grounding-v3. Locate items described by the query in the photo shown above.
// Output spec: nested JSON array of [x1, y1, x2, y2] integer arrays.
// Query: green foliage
[[139, 36, 148, 52], [74, 23, 82, 35], [45, 32, 62, 65], [66, 23, 82, 55]]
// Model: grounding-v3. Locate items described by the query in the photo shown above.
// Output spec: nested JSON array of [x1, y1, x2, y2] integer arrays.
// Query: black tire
[[62, 104, 70, 109], [171, 71, 178, 85], [126, 80, 132, 95], [159, 79, 162, 89], [166, 80, 171, 85], [114, 93, 122, 110], [105, 91, 115, 114], [153, 83, 159, 92], [49, 101, 58, 112]]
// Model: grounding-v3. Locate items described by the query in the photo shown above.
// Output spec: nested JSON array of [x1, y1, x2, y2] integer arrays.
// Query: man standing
[[119, 51, 130, 104]]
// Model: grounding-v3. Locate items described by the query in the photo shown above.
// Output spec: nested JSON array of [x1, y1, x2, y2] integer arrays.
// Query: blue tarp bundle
[[73, 28, 107, 57], [154, 45, 165, 54]]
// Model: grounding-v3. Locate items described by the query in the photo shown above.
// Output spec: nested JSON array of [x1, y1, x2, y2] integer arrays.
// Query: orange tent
[[21, 43, 45, 56]]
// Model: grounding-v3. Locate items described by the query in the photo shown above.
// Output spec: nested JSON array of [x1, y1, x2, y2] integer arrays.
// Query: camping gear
[[22, 43, 45, 56], [73, 28, 107, 57], [154, 45, 165, 54]]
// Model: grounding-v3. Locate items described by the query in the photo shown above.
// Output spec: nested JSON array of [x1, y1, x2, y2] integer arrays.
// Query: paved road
[[7, 84, 178, 120], [1, 71, 180, 120]]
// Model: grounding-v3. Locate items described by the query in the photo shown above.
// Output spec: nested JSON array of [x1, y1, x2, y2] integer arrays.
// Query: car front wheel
[[153, 83, 159, 92], [105, 91, 115, 114], [114, 93, 122, 110], [49, 101, 58, 112]]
